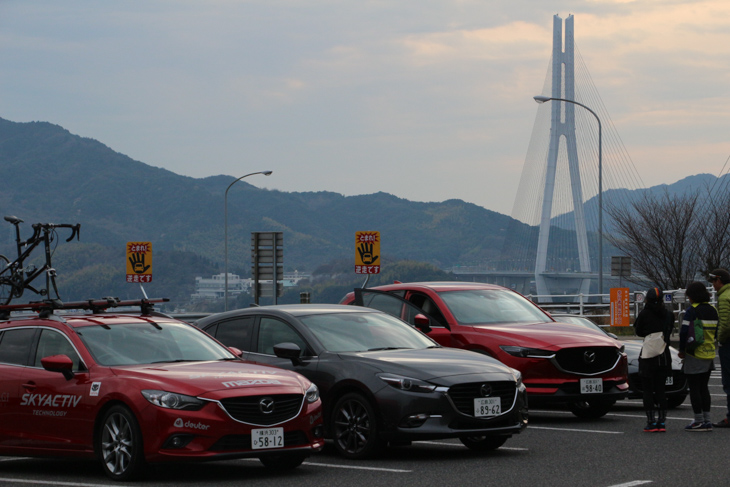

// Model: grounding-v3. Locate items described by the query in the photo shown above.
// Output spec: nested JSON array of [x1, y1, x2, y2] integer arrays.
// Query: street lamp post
[[224, 170, 273, 311], [533, 95, 603, 297]]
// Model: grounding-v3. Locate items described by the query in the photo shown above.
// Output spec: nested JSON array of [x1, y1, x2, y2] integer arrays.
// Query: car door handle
[[22, 382, 36, 391]]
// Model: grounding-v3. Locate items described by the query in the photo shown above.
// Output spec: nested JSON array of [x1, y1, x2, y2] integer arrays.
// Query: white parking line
[[0, 479, 115, 487], [607, 481, 652, 486], [529, 426, 622, 434], [302, 462, 411, 472], [239, 458, 411, 473], [416, 441, 528, 451]]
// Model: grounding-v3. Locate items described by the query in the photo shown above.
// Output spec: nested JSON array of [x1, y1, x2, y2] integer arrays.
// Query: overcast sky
[[1, 0, 729, 216]]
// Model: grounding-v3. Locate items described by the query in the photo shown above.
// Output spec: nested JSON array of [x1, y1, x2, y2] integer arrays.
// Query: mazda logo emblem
[[480, 384, 493, 397], [259, 397, 275, 414], [584, 351, 596, 364]]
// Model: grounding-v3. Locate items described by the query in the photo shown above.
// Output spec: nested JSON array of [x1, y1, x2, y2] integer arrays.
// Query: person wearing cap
[[710, 268, 730, 428], [678, 281, 718, 431], [634, 287, 674, 432]]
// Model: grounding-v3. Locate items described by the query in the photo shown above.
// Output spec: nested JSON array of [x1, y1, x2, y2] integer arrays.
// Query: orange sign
[[610, 288, 630, 326], [355, 231, 380, 274], [126, 242, 152, 283]]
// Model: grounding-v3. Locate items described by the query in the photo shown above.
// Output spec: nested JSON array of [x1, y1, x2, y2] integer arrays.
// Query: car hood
[[469, 321, 622, 349], [111, 360, 309, 398], [340, 347, 517, 383]]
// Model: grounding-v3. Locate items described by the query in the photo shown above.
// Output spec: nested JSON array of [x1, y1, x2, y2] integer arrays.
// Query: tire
[[568, 399, 615, 419], [331, 393, 384, 459], [667, 394, 687, 409], [259, 452, 307, 469], [96, 405, 146, 481], [459, 435, 508, 451]]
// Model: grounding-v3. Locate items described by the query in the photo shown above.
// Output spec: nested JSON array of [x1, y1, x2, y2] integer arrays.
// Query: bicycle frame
[[0, 216, 80, 305]]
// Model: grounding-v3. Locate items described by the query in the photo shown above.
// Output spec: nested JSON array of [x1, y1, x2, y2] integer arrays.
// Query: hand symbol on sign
[[129, 253, 150, 274], [358, 243, 379, 265]]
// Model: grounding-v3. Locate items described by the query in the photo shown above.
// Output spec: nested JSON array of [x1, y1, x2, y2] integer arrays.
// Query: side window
[[407, 293, 448, 327], [34, 329, 84, 370], [213, 317, 255, 351], [257, 318, 308, 356], [0, 328, 36, 366], [362, 293, 405, 319]]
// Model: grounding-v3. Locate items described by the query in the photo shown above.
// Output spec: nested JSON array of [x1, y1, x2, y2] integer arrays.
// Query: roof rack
[[0, 297, 169, 320]]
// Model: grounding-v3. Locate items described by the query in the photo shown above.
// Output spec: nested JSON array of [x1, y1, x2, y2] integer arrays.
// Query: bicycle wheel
[[0, 255, 12, 305]]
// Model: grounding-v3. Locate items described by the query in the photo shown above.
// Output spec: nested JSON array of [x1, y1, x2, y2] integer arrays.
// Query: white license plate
[[666, 376, 674, 386], [251, 427, 284, 450], [580, 378, 603, 394], [474, 397, 501, 417]]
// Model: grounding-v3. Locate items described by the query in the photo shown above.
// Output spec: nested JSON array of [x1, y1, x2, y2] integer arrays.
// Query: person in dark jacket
[[633, 287, 674, 432], [678, 281, 718, 431]]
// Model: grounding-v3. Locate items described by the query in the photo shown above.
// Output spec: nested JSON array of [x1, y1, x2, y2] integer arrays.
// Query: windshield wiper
[[367, 347, 412, 352]]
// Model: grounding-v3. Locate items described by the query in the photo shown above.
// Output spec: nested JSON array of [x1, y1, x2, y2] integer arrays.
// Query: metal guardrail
[[524, 287, 717, 327]]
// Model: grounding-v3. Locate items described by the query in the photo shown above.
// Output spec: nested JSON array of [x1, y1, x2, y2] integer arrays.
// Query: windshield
[[438, 289, 549, 325], [78, 321, 235, 366], [298, 312, 436, 353]]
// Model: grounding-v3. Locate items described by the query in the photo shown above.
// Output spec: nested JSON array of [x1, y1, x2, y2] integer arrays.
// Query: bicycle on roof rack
[[0, 215, 80, 305]]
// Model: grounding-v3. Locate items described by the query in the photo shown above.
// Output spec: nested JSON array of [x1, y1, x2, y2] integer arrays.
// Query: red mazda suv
[[341, 282, 628, 418]]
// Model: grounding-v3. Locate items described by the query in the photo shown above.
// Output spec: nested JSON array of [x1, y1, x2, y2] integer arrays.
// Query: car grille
[[447, 381, 516, 416], [210, 431, 308, 451], [554, 347, 620, 375], [218, 394, 304, 426]]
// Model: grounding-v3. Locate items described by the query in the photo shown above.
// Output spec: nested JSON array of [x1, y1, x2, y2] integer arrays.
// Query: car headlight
[[141, 390, 205, 410], [305, 382, 320, 403], [377, 373, 437, 393], [500, 346, 555, 359]]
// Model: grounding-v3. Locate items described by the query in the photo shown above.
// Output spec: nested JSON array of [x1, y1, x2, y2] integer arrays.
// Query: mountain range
[[0, 117, 716, 309]]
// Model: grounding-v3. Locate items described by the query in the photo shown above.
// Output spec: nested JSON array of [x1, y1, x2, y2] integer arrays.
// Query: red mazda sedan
[[341, 282, 628, 418], [0, 299, 324, 481]]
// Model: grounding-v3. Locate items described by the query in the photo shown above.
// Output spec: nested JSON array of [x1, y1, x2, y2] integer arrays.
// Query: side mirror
[[228, 346, 244, 357], [413, 314, 432, 334], [41, 354, 75, 381], [274, 342, 303, 366], [607, 332, 619, 340]]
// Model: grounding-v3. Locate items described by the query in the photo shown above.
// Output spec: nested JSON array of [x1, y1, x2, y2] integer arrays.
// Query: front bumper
[[373, 380, 528, 442]]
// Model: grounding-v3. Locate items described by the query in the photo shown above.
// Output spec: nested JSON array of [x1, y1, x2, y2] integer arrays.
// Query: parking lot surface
[[1, 363, 729, 487]]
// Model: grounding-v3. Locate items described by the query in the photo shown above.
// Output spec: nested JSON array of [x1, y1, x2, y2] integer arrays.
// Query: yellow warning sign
[[355, 231, 380, 274], [126, 242, 152, 283]]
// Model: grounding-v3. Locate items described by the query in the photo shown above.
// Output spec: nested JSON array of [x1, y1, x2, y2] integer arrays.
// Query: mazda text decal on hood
[[222, 379, 283, 388], [189, 370, 279, 380]]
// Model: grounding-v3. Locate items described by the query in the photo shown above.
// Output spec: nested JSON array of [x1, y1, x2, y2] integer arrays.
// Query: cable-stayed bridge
[[457, 15, 646, 301]]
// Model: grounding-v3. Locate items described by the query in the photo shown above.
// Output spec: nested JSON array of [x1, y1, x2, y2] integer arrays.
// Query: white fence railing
[[525, 288, 716, 327]]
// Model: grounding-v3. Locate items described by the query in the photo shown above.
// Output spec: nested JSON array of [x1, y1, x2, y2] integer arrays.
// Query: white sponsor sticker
[[90, 382, 102, 397], [221, 379, 282, 388]]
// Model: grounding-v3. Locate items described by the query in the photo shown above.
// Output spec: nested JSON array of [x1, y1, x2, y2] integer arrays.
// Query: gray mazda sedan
[[194, 304, 528, 459]]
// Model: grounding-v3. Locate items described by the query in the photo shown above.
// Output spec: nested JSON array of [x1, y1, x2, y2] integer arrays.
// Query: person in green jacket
[[710, 269, 730, 428]]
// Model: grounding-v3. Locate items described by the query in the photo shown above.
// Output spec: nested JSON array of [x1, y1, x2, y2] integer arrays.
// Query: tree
[[606, 190, 701, 289]]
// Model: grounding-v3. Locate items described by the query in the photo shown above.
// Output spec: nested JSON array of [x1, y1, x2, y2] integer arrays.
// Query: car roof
[[194, 304, 382, 328], [371, 281, 507, 292]]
